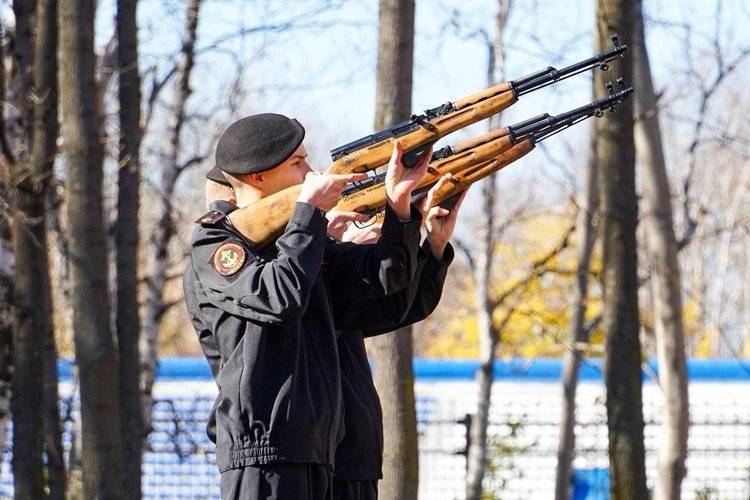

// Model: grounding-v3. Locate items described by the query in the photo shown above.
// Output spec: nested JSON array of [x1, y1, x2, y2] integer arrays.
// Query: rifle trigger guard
[[353, 215, 378, 229]]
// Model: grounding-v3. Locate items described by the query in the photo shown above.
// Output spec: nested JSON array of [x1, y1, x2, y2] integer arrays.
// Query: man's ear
[[245, 172, 263, 187]]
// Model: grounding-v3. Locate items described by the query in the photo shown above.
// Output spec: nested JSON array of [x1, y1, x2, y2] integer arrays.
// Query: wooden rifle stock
[[227, 184, 302, 246], [327, 85, 517, 174]]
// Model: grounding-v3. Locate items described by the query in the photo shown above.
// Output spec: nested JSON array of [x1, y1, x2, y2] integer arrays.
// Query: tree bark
[[465, 4, 510, 499], [10, 0, 65, 497], [0, 25, 12, 478], [11, 0, 34, 142], [116, 0, 144, 496], [36, 2, 67, 496], [59, 0, 124, 497], [0, 234, 11, 480], [369, 328, 419, 500], [633, 2, 689, 498], [8, 3, 45, 498], [141, 0, 202, 437], [595, 1, 648, 498], [554, 129, 599, 500], [366, 1, 417, 498]]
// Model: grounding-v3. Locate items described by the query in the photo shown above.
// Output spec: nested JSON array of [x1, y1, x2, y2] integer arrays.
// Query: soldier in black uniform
[[184, 113, 431, 500], [331, 181, 465, 500]]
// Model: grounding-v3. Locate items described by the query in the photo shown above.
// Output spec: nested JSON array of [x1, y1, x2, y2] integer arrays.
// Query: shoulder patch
[[212, 242, 246, 276], [195, 210, 227, 225]]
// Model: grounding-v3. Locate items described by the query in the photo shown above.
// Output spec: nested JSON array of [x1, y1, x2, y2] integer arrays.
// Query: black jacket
[[333, 241, 454, 480], [183, 200, 421, 472]]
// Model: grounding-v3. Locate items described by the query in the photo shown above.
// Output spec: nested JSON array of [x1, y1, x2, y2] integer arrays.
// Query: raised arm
[[325, 140, 431, 298]]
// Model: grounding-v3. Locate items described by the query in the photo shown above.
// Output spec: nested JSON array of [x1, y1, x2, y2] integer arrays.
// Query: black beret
[[205, 165, 231, 186], [215, 113, 305, 175]]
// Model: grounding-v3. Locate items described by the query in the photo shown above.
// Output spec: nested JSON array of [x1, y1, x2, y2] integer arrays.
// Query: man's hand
[[297, 171, 369, 211], [326, 211, 371, 240], [384, 140, 432, 219], [341, 223, 382, 244], [417, 174, 468, 259]]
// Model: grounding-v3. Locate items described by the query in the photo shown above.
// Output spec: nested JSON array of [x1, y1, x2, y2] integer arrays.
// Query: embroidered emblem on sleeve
[[212, 242, 246, 276]]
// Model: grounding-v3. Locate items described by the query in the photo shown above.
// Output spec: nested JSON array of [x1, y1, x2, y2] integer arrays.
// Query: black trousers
[[332, 478, 378, 500], [220, 464, 332, 500]]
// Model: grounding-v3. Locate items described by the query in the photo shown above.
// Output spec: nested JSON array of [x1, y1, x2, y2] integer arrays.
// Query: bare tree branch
[[491, 222, 575, 311], [453, 236, 476, 271]]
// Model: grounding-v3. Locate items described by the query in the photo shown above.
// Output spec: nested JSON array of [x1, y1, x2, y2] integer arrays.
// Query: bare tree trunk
[[633, 2, 688, 498], [59, 0, 124, 497], [8, 2, 45, 497], [0, 26, 13, 476], [116, 0, 144, 496], [141, 0, 202, 435], [369, 328, 419, 499], [366, 1, 417, 498], [464, 334, 496, 500], [9, 0, 65, 497], [0, 237, 11, 476], [35, 4, 66, 498], [11, 0, 34, 142], [465, 4, 510, 499], [554, 130, 599, 500], [595, 1, 647, 498]]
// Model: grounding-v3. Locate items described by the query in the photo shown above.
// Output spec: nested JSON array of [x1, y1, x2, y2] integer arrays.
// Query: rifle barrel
[[511, 35, 627, 96], [508, 84, 633, 143]]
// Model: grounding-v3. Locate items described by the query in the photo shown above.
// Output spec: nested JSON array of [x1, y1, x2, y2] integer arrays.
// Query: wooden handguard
[[431, 139, 535, 206], [451, 127, 511, 154], [327, 84, 516, 174], [452, 82, 514, 109], [334, 133, 516, 215]]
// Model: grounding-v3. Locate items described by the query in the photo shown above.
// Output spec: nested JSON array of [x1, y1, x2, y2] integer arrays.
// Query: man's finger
[[425, 174, 452, 211], [391, 139, 403, 163], [388, 139, 404, 177], [427, 206, 449, 219]]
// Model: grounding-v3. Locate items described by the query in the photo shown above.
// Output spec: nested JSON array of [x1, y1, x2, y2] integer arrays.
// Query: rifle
[[227, 79, 633, 246], [326, 35, 626, 174]]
